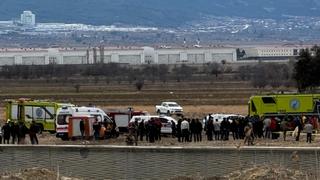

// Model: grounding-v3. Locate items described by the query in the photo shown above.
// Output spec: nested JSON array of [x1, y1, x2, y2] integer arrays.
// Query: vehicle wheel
[[61, 135, 69, 141]]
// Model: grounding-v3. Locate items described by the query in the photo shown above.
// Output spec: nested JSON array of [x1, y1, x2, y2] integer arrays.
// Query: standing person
[[195, 119, 203, 142], [9, 121, 16, 144], [230, 119, 238, 140], [145, 120, 149, 141], [154, 118, 162, 141], [93, 120, 101, 140], [148, 118, 156, 143], [29, 120, 39, 144], [2, 121, 11, 144], [263, 117, 271, 139], [280, 117, 289, 141], [304, 121, 313, 143], [190, 119, 196, 142], [0, 124, 2, 144], [79, 119, 85, 140], [181, 119, 189, 142], [171, 120, 176, 138], [213, 119, 220, 140], [177, 119, 182, 142], [244, 123, 254, 146], [18, 121, 28, 144], [138, 120, 145, 141], [206, 119, 214, 141], [294, 116, 303, 141], [221, 118, 230, 140]]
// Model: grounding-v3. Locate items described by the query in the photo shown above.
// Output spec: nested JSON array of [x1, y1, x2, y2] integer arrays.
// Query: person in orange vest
[[99, 124, 106, 140]]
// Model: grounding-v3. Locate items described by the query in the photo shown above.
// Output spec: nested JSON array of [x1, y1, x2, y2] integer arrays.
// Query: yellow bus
[[5, 98, 74, 133], [248, 94, 320, 117]]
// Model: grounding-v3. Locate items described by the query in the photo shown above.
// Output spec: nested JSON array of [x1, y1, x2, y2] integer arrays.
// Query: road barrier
[[0, 145, 320, 179]]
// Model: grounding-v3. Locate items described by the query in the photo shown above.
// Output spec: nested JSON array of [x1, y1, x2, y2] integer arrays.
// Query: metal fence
[[0, 145, 320, 179]]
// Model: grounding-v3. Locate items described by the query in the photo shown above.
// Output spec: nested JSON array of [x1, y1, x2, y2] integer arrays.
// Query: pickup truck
[[155, 102, 183, 115]]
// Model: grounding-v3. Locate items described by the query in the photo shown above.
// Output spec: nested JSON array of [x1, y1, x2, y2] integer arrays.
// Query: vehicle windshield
[[57, 114, 71, 125], [168, 104, 179, 107]]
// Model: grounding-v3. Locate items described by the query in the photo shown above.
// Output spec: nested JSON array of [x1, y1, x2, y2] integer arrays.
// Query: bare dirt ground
[[0, 167, 81, 180], [171, 165, 309, 180], [1, 166, 309, 180]]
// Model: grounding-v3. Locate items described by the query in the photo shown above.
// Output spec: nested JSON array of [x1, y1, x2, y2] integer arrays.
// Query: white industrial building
[[20, 11, 36, 26], [244, 46, 301, 58], [0, 47, 237, 66]]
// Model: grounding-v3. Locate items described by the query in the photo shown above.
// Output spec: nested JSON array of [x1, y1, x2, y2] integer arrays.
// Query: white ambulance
[[55, 106, 111, 140]]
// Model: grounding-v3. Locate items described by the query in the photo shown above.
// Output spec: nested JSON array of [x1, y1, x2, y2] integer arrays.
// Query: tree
[[135, 80, 144, 91], [293, 48, 320, 92], [251, 63, 267, 88], [74, 84, 81, 93]]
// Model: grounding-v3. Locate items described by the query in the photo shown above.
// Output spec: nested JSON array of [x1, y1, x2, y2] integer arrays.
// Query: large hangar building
[[0, 46, 237, 66]]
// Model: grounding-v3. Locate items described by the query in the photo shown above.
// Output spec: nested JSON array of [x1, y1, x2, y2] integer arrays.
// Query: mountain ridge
[[0, 0, 319, 27]]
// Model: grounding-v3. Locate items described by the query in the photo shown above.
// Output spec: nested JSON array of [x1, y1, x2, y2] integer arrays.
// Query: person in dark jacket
[[17, 121, 28, 144], [93, 120, 101, 140], [138, 120, 145, 141], [10, 121, 17, 144], [148, 119, 156, 143], [171, 120, 176, 138], [190, 119, 196, 142], [177, 119, 182, 142], [195, 119, 203, 142], [206, 119, 214, 141], [79, 119, 85, 139], [29, 120, 39, 144], [2, 122, 11, 144]]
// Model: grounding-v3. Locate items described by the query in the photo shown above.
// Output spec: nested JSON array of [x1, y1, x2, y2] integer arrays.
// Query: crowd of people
[[125, 114, 320, 146], [1, 114, 318, 146], [0, 120, 39, 144]]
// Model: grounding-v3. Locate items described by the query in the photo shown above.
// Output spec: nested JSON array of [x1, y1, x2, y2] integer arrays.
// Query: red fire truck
[[107, 107, 148, 132]]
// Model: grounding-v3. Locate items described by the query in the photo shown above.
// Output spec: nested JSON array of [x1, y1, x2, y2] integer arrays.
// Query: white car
[[130, 115, 177, 134], [155, 102, 183, 115], [202, 114, 244, 125]]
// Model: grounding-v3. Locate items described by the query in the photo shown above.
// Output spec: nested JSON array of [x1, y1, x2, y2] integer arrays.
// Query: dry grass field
[[0, 78, 286, 120], [0, 79, 268, 106]]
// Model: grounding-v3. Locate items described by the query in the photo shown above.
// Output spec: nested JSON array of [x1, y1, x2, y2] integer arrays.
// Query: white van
[[56, 106, 112, 140], [130, 115, 177, 134]]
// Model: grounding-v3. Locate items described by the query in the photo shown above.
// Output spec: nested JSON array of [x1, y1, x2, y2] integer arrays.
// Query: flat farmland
[[0, 79, 275, 117], [0, 80, 259, 105]]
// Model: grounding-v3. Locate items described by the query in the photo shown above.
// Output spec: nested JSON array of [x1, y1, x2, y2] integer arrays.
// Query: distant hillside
[[1, 0, 320, 27]]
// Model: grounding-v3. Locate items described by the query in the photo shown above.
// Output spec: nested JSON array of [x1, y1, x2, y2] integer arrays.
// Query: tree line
[[0, 47, 319, 92]]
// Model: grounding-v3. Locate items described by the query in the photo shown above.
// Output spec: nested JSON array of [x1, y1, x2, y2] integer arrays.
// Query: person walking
[[29, 120, 39, 144], [304, 120, 313, 143], [2, 121, 11, 144]]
